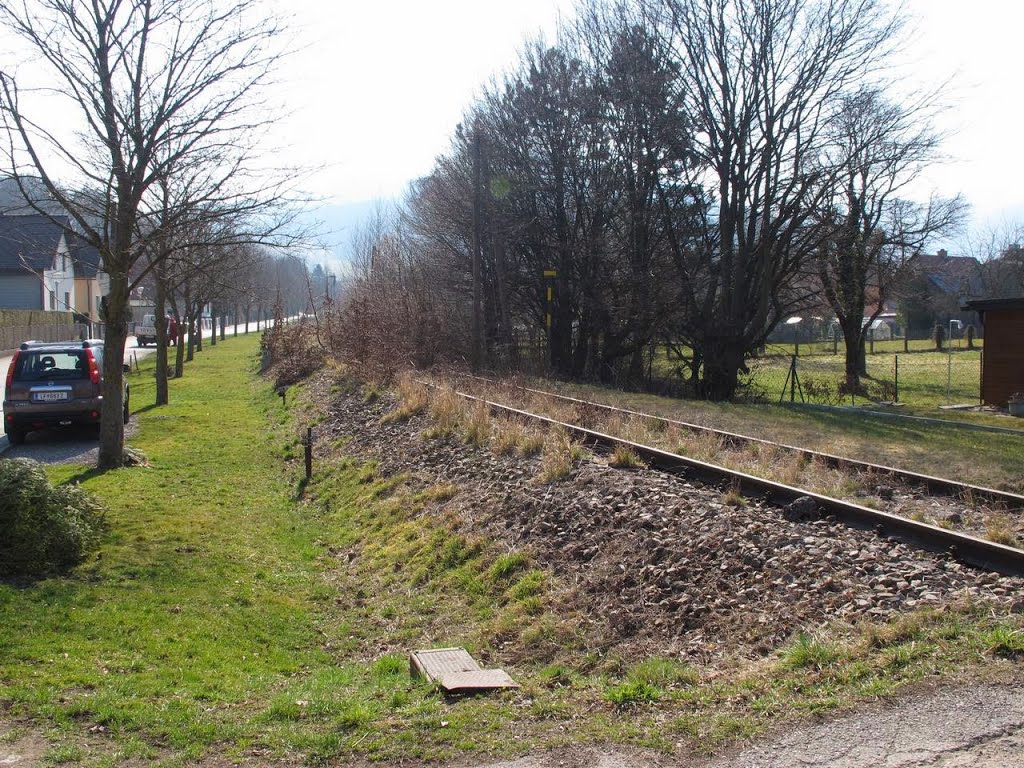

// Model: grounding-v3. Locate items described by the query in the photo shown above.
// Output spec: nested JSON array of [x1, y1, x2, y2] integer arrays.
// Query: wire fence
[[748, 346, 982, 408]]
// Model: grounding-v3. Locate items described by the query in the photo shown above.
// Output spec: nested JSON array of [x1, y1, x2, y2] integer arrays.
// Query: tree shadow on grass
[[62, 465, 113, 485]]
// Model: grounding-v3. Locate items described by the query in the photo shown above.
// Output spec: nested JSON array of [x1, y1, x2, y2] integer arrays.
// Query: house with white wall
[[0, 214, 78, 312]]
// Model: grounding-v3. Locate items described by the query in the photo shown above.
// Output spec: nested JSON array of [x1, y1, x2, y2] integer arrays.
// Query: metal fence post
[[894, 355, 899, 403]]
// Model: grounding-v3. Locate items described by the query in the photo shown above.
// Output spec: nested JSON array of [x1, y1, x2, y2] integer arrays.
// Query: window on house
[[49, 290, 56, 310], [65, 291, 71, 311]]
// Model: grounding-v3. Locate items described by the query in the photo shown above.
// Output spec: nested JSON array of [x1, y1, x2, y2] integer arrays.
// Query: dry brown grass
[[463, 402, 492, 447], [424, 387, 465, 439], [721, 484, 748, 508], [381, 374, 429, 424], [538, 429, 585, 483], [492, 418, 526, 456], [609, 444, 645, 469], [985, 514, 1020, 547], [677, 430, 728, 464], [517, 428, 546, 457]]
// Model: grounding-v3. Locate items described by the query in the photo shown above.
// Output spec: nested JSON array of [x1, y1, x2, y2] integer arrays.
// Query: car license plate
[[34, 391, 69, 402]]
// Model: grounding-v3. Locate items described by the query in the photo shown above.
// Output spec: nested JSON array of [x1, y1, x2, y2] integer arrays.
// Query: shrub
[[0, 459, 106, 577], [262, 320, 321, 388]]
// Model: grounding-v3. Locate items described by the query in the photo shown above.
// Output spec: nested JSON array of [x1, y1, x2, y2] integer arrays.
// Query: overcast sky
[[2, 0, 1021, 258], [268, 0, 1024, 258]]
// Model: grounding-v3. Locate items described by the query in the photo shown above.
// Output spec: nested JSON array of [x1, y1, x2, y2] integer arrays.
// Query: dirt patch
[[0, 723, 48, 767]]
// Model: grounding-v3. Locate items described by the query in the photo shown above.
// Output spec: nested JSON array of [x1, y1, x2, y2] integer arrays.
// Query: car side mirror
[[123, 363, 131, 373]]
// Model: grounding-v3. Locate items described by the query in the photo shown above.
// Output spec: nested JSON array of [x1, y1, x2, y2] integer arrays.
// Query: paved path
[[469, 684, 1024, 768]]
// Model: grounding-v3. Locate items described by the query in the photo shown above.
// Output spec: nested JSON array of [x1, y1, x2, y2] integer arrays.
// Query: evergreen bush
[[0, 459, 106, 577]]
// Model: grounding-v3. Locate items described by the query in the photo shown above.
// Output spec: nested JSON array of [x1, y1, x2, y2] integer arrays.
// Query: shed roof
[[962, 297, 1024, 313], [0, 213, 69, 272]]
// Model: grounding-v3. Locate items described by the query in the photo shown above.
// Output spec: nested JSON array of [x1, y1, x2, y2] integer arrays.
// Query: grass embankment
[[1, 337, 1022, 766]]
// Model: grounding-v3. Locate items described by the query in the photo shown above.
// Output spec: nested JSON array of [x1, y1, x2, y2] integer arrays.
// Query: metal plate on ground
[[437, 669, 520, 693], [410, 648, 480, 679], [410, 647, 519, 693]]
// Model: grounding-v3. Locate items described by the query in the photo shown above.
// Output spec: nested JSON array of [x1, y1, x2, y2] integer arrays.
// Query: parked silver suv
[[3, 340, 129, 445]]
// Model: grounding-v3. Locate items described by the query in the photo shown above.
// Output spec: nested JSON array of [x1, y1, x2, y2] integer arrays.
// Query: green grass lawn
[[655, 340, 988, 410], [2, 336, 1021, 766], [745, 348, 983, 409]]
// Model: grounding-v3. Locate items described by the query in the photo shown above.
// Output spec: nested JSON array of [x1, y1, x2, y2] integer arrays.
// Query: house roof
[[66, 231, 102, 278], [0, 213, 70, 273], [912, 252, 985, 296]]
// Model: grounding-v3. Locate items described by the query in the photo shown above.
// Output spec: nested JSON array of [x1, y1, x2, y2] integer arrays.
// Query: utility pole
[[471, 122, 484, 370], [544, 269, 557, 367]]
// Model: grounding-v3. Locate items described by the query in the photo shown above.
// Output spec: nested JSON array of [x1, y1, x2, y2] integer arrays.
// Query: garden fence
[[750, 346, 982, 409]]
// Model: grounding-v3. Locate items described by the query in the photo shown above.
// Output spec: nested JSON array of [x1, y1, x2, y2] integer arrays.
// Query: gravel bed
[[316, 377, 1023, 660], [442, 375, 1024, 545]]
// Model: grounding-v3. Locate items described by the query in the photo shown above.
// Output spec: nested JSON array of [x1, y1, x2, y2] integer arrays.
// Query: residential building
[[0, 214, 75, 312]]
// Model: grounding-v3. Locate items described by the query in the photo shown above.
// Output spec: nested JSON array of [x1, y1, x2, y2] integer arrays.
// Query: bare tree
[[0, 0, 292, 467], [963, 219, 1024, 299], [657, 0, 906, 399], [816, 87, 966, 390]]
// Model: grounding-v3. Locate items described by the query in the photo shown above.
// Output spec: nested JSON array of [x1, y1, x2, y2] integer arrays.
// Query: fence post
[[894, 355, 899, 403], [304, 427, 313, 481], [790, 355, 797, 402], [946, 330, 953, 403]]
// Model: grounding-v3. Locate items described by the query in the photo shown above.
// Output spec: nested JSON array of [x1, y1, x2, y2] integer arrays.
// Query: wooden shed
[[963, 297, 1024, 406]]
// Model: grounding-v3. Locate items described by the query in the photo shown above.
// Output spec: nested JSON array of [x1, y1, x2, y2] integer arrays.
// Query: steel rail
[[420, 381, 1024, 577], [451, 373, 1024, 512]]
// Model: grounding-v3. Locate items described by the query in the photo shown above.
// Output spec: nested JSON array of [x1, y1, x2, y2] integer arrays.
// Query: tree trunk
[[233, 305, 239, 337], [97, 273, 129, 469], [840, 316, 867, 390], [210, 307, 217, 347], [186, 300, 196, 362], [698, 339, 746, 401], [154, 268, 169, 406], [174, 318, 186, 378]]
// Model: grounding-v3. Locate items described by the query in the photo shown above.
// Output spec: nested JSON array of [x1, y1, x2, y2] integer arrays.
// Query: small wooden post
[[304, 427, 313, 481]]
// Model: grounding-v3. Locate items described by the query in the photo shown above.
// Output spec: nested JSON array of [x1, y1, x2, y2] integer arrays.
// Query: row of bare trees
[[0, 0, 303, 466], [338, 0, 962, 399]]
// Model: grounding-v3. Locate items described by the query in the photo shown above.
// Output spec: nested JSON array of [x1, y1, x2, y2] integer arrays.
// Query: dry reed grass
[[381, 374, 429, 424]]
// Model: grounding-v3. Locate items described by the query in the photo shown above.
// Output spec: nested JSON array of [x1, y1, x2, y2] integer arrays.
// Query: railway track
[[451, 373, 1024, 510], [419, 379, 1024, 578]]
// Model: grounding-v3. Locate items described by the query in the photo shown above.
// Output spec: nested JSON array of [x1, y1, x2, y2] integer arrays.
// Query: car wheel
[[7, 428, 26, 446]]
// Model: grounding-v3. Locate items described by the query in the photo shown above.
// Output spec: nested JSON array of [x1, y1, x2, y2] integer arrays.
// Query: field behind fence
[[747, 344, 982, 409]]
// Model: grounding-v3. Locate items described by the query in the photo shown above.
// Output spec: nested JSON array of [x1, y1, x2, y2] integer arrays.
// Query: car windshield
[[14, 350, 88, 381]]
